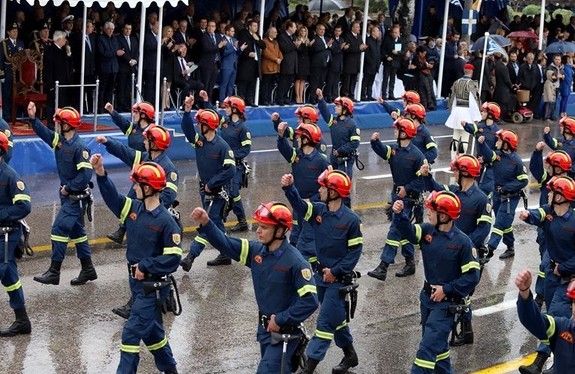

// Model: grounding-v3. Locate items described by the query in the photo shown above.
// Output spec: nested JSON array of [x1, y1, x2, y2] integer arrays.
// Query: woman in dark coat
[[295, 25, 311, 103], [160, 25, 179, 110], [414, 46, 436, 110]]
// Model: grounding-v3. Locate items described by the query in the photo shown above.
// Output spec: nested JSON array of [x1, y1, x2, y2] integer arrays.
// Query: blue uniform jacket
[[181, 112, 236, 190], [477, 141, 528, 194], [97, 173, 181, 275], [0, 161, 31, 224], [423, 176, 492, 248], [109, 111, 147, 151], [277, 136, 329, 199], [318, 99, 360, 163], [103, 137, 178, 207], [517, 293, 575, 374], [272, 116, 328, 155], [31, 117, 93, 193], [283, 184, 363, 286], [529, 149, 552, 205], [395, 212, 480, 300], [198, 220, 319, 328], [219, 117, 252, 160], [371, 140, 426, 195], [412, 124, 438, 164], [0, 118, 13, 163], [380, 101, 402, 117], [525, 205, 575, 276], [544, 133, 575, 174], [463, 121, 500, 151]]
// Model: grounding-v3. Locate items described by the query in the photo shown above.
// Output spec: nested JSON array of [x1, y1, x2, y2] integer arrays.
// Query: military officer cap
[[7, 23, 18, 31], [41, 22, 49, 30], [61, 15, 75, 24]]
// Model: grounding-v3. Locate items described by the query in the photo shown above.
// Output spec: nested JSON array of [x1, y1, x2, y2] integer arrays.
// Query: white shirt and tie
[[125, 35, 131, 50]]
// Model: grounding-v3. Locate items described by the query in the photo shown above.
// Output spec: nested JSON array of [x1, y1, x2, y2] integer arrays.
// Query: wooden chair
[[11, 49, 47, 126]]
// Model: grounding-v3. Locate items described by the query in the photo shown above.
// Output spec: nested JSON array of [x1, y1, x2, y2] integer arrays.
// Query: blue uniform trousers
[[256, 324, 299, 374], [411, 291, 453, 374], [230, 166, 246, 218], [190, 192, 226, 257], [380, 202, 415, 264], [535, 231, 548, 298], [307, 276, 353, 361], [487, 193, 520, 249], [117, 277, 176, 373], [0, 228, 25, 310], [51, 196, 91, 262], [219, 68, 237, 103]]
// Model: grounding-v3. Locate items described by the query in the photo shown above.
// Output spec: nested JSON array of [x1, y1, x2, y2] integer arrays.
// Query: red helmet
[[402, 90, 421, 104], [334, 97, 354, 114], [481, 102, 501, 121], [559, 116, 575, 135], [425, 190, 461, 220], [545, 150, 572, 173], [135, 102, 155, 121], [0, 132, 9, 155], [195, 109, 220, 130], [405, 103, 426, 121], [547, 176, 575, 201], [130, 161, 167, 191], [295, 123, 322, 145], [496, 129, 519, 151], [54, 107, 81, 128], [451, 154, 481, 178], [567, 278, 575, 300], [317, 168, 352, 197], [143, 125, 171, 151], [253, 202, 293, 230], [394, 118, 418, 139], [295, 105, 319, 123], [223, 96, 246, 114]]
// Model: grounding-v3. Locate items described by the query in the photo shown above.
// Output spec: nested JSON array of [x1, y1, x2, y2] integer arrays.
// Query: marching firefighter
[[220, 96, 252, 232], [179, 97, 235, 271], [0, 131, 32, 337], [282, 169, 363, 374], [271, 104, 328, 156], [391, 191, 480, 373], [543, 116, 575, 176], [92, 155, 180, 374], [378, 90, 421, 119], [190, 201, 319, 373], [368, 118, 426, 281], [404, 103, 438, 164], [28, 102, 97, 286]]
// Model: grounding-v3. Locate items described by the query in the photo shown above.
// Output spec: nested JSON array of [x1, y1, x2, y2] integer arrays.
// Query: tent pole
[[436, 0, 450, 98], [80, 5, 87, 116], [255, 0, 266, 106], [154, 4, 164, 123], [137, 3, 146, 104], [479, 32, 489, 98], [538, 0, 545, 51], [355, 0, 369, 101]]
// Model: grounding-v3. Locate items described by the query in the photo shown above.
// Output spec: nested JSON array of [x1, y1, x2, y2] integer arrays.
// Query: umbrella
[[471, 34, 511, 52], [545, 41, 575, 54], [507, 31, 539, 39], [308, 0, 348, 12]]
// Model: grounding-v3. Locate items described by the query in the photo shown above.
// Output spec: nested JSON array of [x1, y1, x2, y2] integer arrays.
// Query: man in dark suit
[[43, 31, 73, 129], [381, 26, 402, 100], [143, 23, 158, 103], [518, 52, 542, 114], [236, 20, 266, 106], [493, 53, 514, 117], [190, 18, 208, 65], [336, 8, 354, 36], [199, 20, 225, 102], [276, 21, 299, 105], [0, 23, 25, 121], [361, 26, 381, 101], [325, 25, 345, 103], [172, 45, 204, 99], [341, 22, 367, 100], [70, 19, 97, 113], [116, 22, 139, 113], [97, 21, 121, 113], [507, 50, 520, 87], [308, 23, 331, 104]]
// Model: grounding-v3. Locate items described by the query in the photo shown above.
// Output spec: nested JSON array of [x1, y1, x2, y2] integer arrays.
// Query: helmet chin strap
[[434, 213, 451, 231], [262, 226, 288, 247], [550, 192, 569, 210], [136, 183, 155, 203], [59, 123, 73, 134], [324, 188, 340, 209], [200, 123, 210, 135]]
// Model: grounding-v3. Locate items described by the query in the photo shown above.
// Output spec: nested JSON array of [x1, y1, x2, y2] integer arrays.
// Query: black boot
[[450, 320, 474, 346], [0, 307, 31, 337], [519, 352, 549, 374], [107, 226, 126, 245], [542, 366, 555, 374], [367, 261, 389, 281], [180, 253, 196, 272], [499, 246, 515, 260], [396, 256, 416, 277], [70, 258, 98, 285], [112, 296, 134, 319], [164, 367, 178, 374], [230, 215, 248, 232], [481, 245, 495, 265], [33, 260, 62, 285], [207, 253, 232, 266], [332, 344, 358, 374], [299, 358, 319, 374]]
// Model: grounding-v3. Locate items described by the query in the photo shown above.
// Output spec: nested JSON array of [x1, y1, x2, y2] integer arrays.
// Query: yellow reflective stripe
[[132, 151, 142, 170], [538, 208, 546, 222], [492, 227, 503, 236], [52, 133, 59, 149], [315, 329, 334, 340], [350, 135, 361, 141], [292, 220, 299, 226], [163, 247, 183, 256], [385, 146, 391, 159], [51, 235, 69, 243], [415, 224, 422, 242], [241, 139, 252, 146], [194, 236, 209, 246], [239, 238, 249, 265], [120, 344, 140, 353], [552, 138, 558, 148], [538, 271, 545, 279], [503, 227, 513, 234], [414, 358, 435, 370], [399, 239, 410, 245], [461, 261, 481, 273], [471, 123, 478, 134], [120, 198, 133, 224], [70, 236, 88, 244], [385, 239, 400, 247], [13, 194, 31, 203], [4, 280, 22, 292], [517, 174, 528, 180], [546, 314, 556, 340], [308, 256, 318, 263], [166, 182, 178, 192], [347, 237, 363, 247], [436, 351, 450, 361], [297, 284, 317, 297], [147, 337, 168, 351], [124, 123, 134, 136], [327, 115, 334, 127], [303, 201, 313, 221], [76, 162, 93, 170], [336, 320, 348, 330], [490, 153, 497, 163], [289, 149, 297, 164], [233, 195, 242, 202], [223, 158, 235, 166], [426, 142, 438, 149], [477, 215, 493, 224]]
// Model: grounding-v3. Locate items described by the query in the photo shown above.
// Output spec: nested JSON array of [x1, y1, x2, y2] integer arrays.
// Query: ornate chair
[[11, 49, 47, 126]]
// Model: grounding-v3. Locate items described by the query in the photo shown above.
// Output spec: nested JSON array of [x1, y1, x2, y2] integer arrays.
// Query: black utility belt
[[127, 263, 169, 282], [549, 260, 575, 283], [316, 263, 354, 284], [235, 158, 244, 166], [258, 311, 300, 334], [0, 225, 17, 234], [423, 281, 462, 303]]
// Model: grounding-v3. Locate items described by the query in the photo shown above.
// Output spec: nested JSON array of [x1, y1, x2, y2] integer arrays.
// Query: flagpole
[[479, 32, 489, 96], [538, 0, 545, 51], [437, 0, 451, 98]]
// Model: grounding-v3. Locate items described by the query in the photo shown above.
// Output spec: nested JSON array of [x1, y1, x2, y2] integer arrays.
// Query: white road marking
[[473, 299, 517, 317]]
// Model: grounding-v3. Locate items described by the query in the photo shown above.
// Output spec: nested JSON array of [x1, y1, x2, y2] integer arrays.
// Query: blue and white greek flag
[[450, 0, 464, 9], [486, 38, 506, 56]]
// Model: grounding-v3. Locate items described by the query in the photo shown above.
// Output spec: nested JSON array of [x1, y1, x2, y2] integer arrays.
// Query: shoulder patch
[[4, 129, 11, 137], [129, 212, 137, 221], [254, 255, 263, 265], [16, 181, 25, 191], [246, 132, 251, 139], [355, 128, 360, 135], [472, 247, 478, 258], [170, 172, 178, 181], [320, 144, 327, 153], [301, 268, 312, 281], [82, 150, 89, 159], [486, 204, 492, 213], [228, 150, 234, 158], [172, 233, 181, 245], [560, 331, 574, 344]]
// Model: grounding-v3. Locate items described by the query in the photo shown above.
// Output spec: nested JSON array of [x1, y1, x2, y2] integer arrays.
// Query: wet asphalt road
[[0, 119, 557, 373]]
